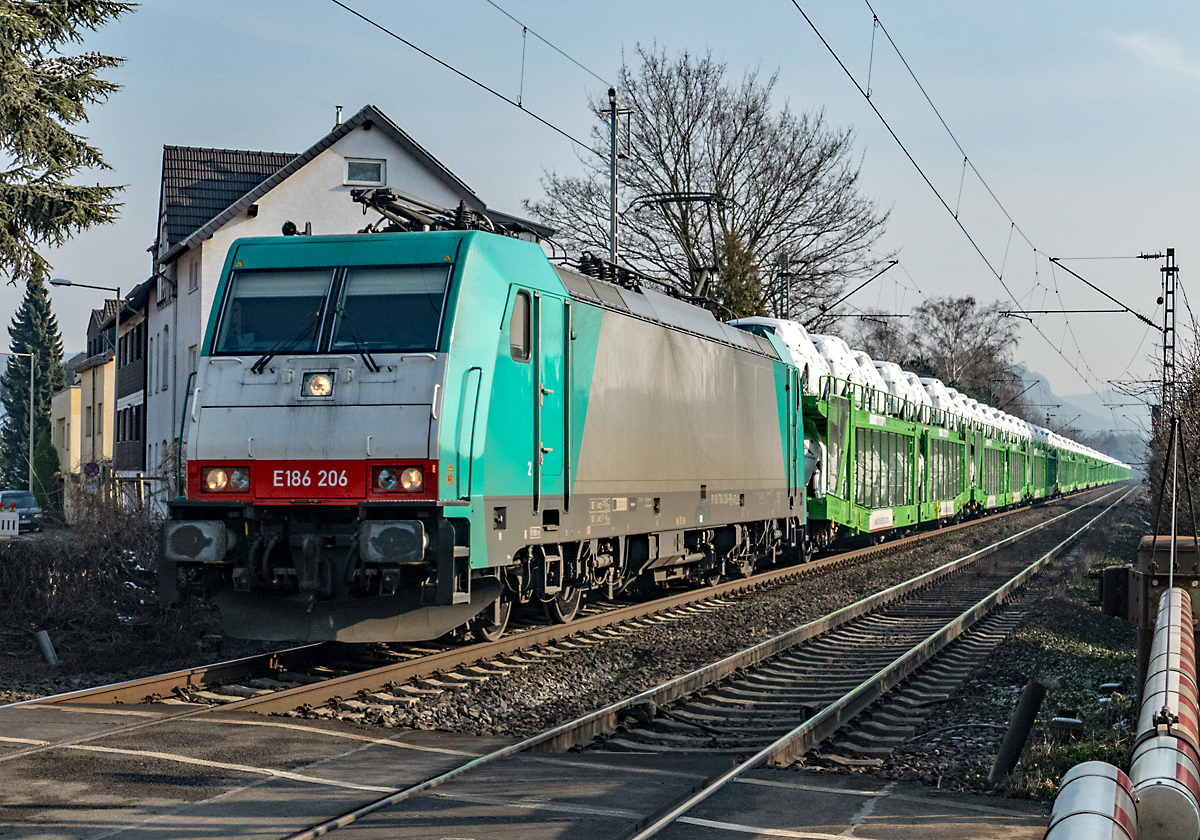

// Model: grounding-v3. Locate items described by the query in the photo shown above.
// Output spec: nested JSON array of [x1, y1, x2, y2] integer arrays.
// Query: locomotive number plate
[[254, 460, 367, 499]]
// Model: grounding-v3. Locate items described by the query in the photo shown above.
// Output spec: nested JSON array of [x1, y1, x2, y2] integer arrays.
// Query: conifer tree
[[33, 430, 60, 511], [1, 1, 132, 285], [1, 274, 66, 488]]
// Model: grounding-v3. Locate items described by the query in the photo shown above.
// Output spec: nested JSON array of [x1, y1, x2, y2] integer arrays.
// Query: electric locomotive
[[159, 190, 806, 642]]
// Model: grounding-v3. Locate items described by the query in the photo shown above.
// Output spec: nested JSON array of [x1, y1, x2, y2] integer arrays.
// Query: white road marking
[[678, 817, 881, 840], [65, 744, 396, 792], [0, 735, 49, 745], [733, 776, 1043, 817], [81, 742, 384, 840], [840, 781, 894, 836], [191, 717, 484, 756]]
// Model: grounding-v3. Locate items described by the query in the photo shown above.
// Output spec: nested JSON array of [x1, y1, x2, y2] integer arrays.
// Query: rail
[[276, 484, 1129, 840], [627, 484, 1133, 838], [13, 490, 1096, 715]]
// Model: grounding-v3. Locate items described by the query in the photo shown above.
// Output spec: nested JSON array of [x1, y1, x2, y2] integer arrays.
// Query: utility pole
[[1162, 248, 1177, 417], [601, 89, 634, 265], [608, 87, 619, 264], [51, 279, 121, 478], [778, 254, 792, 319]]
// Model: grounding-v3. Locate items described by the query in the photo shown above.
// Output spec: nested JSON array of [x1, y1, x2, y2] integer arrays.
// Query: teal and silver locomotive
[[159, 189, 1131, 643], [160, 190, 805, 642]]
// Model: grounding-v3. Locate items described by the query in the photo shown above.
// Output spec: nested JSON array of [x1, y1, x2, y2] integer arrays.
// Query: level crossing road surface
[[0, 702, 1048, 840]]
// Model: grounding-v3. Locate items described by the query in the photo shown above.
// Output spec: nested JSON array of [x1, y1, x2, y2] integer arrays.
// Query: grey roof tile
[[160, 146, 297, 246]]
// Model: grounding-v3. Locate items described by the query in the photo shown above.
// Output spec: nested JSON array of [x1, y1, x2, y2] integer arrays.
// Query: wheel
[[543, 585, 581, 624], [470, 593, 513, 642]]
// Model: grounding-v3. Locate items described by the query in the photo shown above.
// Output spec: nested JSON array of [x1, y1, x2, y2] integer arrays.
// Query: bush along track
[[809, 489, 1144, 801], [0, 511, 277, 702]]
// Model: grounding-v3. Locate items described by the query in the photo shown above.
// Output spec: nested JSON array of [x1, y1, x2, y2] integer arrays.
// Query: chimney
[[334, 105, 343, 127]]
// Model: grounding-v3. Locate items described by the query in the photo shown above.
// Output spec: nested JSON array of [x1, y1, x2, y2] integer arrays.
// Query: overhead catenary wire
[[482, 0, 611, 87], [327, 0, 598, 156], [854, 1, 1152, 400], [861, 0, 1036, 252], [785, 0, 1116, 404]]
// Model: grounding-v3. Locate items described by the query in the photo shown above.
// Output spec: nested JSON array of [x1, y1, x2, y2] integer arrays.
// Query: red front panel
[[255, 460, 367, 499], [187, 459, 439, 504]]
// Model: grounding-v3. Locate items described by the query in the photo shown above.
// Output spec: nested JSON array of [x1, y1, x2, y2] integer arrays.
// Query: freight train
[[158, 188, 1131, 643]]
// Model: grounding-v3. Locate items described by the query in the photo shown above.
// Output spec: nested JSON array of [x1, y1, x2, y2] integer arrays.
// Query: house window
[[85, 406, 92, 437], [161, 325, 169, 391], [345, 158, 385, 186], [188, 260, 199, 293], [188, 345, 198, 375]]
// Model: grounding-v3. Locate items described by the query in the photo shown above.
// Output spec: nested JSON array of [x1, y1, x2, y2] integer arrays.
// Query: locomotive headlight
[[400, 467, 423, 492], [376, 468, 399, 492], [229, 468, 250, 491], [302, 372, 334, 397], [204, 468, 229, 492]]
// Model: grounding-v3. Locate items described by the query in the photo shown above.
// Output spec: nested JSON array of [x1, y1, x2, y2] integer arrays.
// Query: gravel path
[[299, 494, 1110, 737]]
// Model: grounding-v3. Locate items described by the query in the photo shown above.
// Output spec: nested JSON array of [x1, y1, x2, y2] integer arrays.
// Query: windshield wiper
[[251, 312, 322, 374], [335, 307, 381, 373]]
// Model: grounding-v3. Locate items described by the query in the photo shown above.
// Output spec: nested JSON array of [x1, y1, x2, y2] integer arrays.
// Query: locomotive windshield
[[214, 269, 333, 354], [213, 264, 451, 356], [331, 265, 449, 352]]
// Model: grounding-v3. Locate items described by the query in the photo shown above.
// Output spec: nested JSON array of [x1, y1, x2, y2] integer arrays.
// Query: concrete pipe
[[1129, 735, 1200, 840], [1044, 761, 1138, 840]]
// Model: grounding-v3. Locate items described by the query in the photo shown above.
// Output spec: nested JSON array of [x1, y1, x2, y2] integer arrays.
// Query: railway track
[[266, 483, 1131, 840], [7, 492, 1086, 720]]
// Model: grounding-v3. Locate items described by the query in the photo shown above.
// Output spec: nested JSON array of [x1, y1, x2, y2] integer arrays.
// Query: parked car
[[0, 490, 42, 533]]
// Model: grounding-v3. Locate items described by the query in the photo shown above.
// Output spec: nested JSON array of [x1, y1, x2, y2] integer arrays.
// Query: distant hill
[[1017, 366, 1147, 472]]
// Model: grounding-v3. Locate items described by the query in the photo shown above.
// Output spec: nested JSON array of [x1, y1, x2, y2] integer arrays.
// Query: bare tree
[[851, 311, 911, 367], [909, 296, 1016, 386], [848, 295, 1036, 418], [526, 45, 892, 320]]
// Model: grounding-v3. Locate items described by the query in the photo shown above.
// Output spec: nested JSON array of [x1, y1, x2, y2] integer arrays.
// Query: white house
[[142, 104, 550, 506]]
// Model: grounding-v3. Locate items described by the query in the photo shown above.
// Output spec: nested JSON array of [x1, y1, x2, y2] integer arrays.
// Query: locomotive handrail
[[176, 370, 197, 499]]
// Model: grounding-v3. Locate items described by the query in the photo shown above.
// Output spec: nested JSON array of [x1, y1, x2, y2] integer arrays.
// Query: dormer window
[[345, 158, 385, 186]]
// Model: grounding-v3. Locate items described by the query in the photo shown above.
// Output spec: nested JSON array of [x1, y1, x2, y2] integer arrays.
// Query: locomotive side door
[[786, 366, 801, 508], [533, 293, 567, 512]]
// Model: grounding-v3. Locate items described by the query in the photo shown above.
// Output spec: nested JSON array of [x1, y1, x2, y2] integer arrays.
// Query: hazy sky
[[5, 0, 1196, 439]]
